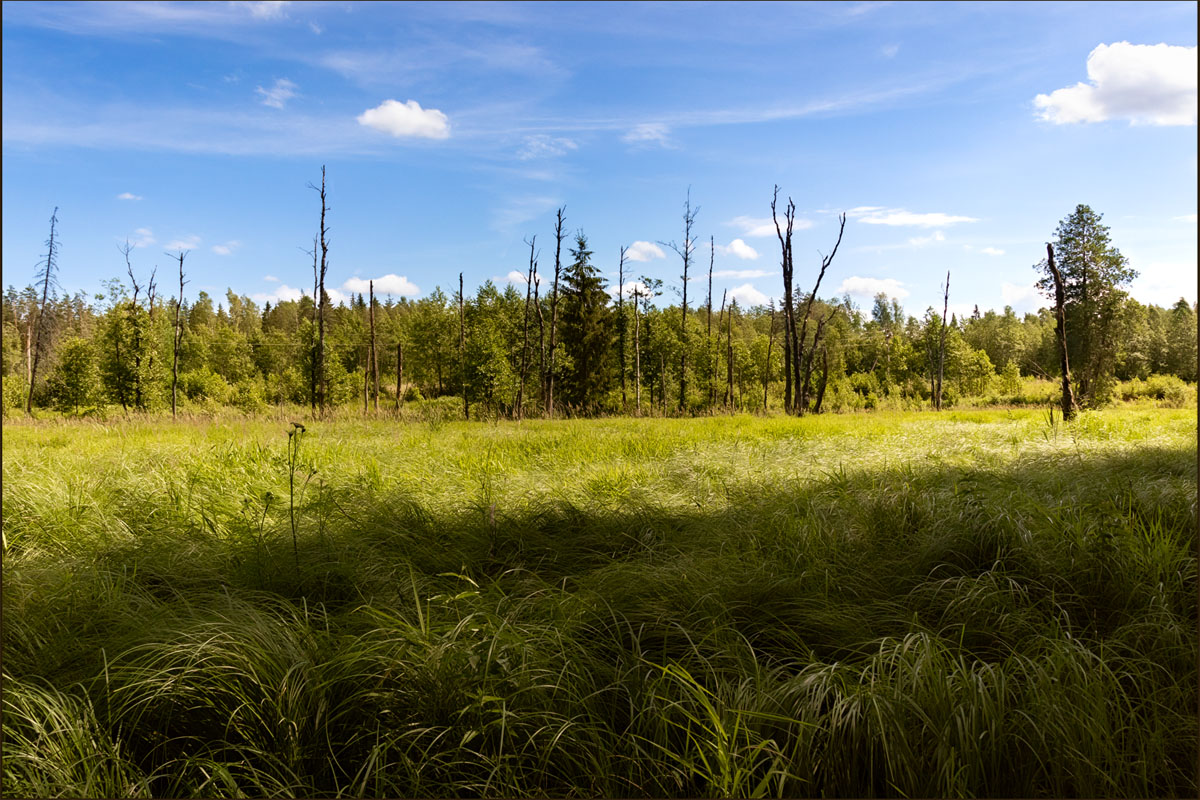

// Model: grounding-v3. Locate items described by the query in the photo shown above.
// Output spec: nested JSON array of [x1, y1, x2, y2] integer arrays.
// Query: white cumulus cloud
[[116, 192, 142, 201], [517, 134, 577, 160], [847, 207, 978, 227], [256, 78, 298, 109], [626, 241, 666, 262], [728, 283, 770, 306], [211, 240, 241, 256], [357, 99, 450, 139], [126, 227, 155, 247], [263, 275, 280, 282], [251, 283, 304, 304], [1034, 42, 1197, 126], [719, 238, 759, 260], [837, 276, 910, 300], [728, 214, 814, 237], [342, 274, 421, 297]]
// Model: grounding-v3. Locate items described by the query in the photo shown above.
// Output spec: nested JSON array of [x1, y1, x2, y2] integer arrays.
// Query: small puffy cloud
[[517, 134, 577, 160], [611, 280, 652, 300], [127, 227, 155, 247], [263, 275, 280, 282], [496, 270, 528, 286], [1001, 282, 1040, 311], [881, 43, 900, 58], [1034, 42, 1197, 126], [626, 241, 666, 262], [847, 207, 978, 227], [837, 276, 910, 300], [720, 238, 759, 260], [165, 235, 201, 251], [981, 246, 1005, 256], [622, 123, 670, 146], [256, 78, 298, 109], [907, 230, 946, 247], [728, 283, 770, 306], [342, 273, 421, 297], [251, 283, 304, 304], [116, 192, 142, 201], [728, 214, 814, 237], [357, 99, 450, 139], [211, 240, 241, 256], [713, 269, 771, 279]]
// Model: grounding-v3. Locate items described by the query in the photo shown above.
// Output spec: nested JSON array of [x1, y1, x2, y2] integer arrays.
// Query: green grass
[[3, 408, 1196, 797]]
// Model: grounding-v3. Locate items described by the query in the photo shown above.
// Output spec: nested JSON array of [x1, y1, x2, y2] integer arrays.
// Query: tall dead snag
[[617, 245, 628, 409], [801, 307, 837, 410], [309, 236, 318, 415], [726, 298, 735, 411], [27, 208, 60, 414], [632, 283, 643, 414], [170, 250, 187, 418], [795, 214, 846, 415], [122, 241, 146, 411], [771, 187, 796, 413], [369, 280, 378, 412], [660, 189, 698, 413], [307, 167, 330, 416], [935, 271, 949, 411], [717, 290, 728, 408], [517, 236, 537, 420], [533, 266, 545, 416], [707, 236, 715, 408], [1046, 243, 1076, 420], [546, 207, 565, 417], [459, 272, 468, 420]]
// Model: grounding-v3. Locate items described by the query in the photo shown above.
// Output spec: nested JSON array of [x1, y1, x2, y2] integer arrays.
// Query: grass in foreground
[[3, 408, 1197, 797]]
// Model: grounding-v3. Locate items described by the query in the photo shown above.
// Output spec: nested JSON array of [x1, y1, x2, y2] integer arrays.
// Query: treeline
[[3, 200, 1195, 418]]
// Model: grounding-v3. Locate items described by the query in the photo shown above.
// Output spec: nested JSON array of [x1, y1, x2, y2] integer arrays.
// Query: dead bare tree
[[632, 283, 643, 414], [795, 214, 846, 415], [660, 189, 698, 412], [367, 281, 377, 411], [707, 236, 716, 408], [1046, 243, 1077, 420], [764, 300, 776, 412], [307, 166, 330, 416], [459, 272, 468, 420], [169, 250, 188, 418], [308, 236, 318, 415], [121, 240, 147, 411], [26, 209, 61, 414], [533, 266, 545, 416], [517, 236, 537, 420], [617, 245, 628, 409], [771, 187, 796, 413], [546, 206, 566, 417]]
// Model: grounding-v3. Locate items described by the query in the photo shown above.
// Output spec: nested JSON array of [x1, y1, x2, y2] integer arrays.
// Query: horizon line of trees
[[4, 193, 1196, 419]]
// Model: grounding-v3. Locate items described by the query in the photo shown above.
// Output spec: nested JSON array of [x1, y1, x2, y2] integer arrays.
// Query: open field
[[3, 408, 1197, 797]]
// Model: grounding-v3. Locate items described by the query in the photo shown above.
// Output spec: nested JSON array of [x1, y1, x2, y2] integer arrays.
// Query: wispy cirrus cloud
[[622, 123, 670, 146], [846, 207, 978, 227], [256, 78, 298, 109], [212, 240, 241, 256], [727, 214, 814, 237], [517, 134, 577, 160]]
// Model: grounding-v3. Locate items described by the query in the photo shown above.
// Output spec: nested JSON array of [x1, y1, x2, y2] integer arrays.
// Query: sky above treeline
[[2, 1, 1196, 319]]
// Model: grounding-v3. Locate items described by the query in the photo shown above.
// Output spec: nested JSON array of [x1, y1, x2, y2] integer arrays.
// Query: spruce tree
[[559, 232, 614, 412]]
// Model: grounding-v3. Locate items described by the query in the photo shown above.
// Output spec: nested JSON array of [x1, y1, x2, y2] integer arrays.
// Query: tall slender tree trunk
[[764, 301, 776, 412], [633, 292, 642, 414], [27, 208, 59, 414], [726, 299, 734, 411], [936, 271, 949, 411], [459, 272, 468, 420], [313, 167, 330, 417], [172, 250, 187, 419], [370, 281, 378, 412], [517, 238, 536, 420], [814, 344, 829, 414], [547, 207, 565, 417], [310, 236, 318, 415], [618, 246, 627, 409], [533, 270, 545, 417], [707, 236, 715, 409], [1047, 244, 1077, 420], [396, 340, 404, 409]]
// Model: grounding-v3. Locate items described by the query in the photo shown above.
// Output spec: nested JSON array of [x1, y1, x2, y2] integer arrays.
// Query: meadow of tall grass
[[3, 407, 1196, 797]]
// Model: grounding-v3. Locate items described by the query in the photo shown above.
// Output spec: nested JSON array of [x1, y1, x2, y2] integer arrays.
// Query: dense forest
[[3, 201, 1195, 418]]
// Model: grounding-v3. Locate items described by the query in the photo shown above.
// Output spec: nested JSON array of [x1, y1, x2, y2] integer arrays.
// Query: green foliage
[[47, 336, 100, 414]]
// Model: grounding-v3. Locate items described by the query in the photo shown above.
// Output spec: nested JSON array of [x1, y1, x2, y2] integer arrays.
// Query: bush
[[231, 377, 267, 414], [180, 367, 232, 404], [402, 385, 423, 403]]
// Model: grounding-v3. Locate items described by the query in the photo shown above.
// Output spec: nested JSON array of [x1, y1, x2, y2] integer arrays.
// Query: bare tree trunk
[[618, 246, 627, 409], [936, 271, 949, 411], [122, 241, 145, 411], [660, 190, 697, 413], [1047, 244, 1076, 420], [814, 344, 829, 414], [307, 167, 330, 417], [795, 214, 846, 415], [547, 207, 565, 417], [726, 298, 734, 411], [459, 272, 468, 420], [396, 340, 404, 409], [633, 289, 642, 414], [517, 237, 536, 421], [370, 280, 378, 412], [772, 188, 796, 414], [27, 208, 59, 414], [700, 235, 710, 410], [363, 346, 369, 413], [533, 269, 545, 417], [310, 237, 318, 415], [171, 250, 187, 418]]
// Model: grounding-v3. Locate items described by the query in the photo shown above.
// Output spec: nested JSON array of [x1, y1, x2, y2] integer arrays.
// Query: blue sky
[[3, 1, 1196, 318]]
